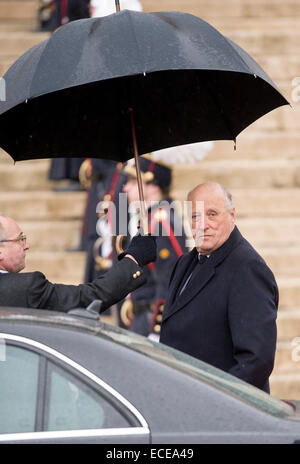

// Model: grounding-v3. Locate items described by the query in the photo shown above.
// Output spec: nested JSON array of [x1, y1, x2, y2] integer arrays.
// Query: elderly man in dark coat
[[0, 215, 155, 313], [160, 182, 278, 393]]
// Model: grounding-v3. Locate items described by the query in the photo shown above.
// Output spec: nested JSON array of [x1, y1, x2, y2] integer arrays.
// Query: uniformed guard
[[120, 155, 189, 338], [83, 158, 121, 283]]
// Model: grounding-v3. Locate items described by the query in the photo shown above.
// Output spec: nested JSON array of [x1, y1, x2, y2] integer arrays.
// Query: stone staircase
[[1, 0, 300, 399]]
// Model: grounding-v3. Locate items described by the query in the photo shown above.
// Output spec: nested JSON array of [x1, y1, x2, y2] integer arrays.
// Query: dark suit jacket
[[160, 226, 278, 392], [0, 258, 146, 312]]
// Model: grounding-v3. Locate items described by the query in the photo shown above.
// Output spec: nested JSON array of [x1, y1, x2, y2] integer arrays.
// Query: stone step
[[273, 340, 300, 374], [0, 190, 87, 220], [250, 106, 299, 133], [19, 219, 82, 251], [1, 0, 299, 21], [226, 29, 300, 56], [173, 188, 300, 218], [207, 132, 300, 161], [207, 17, 300, 32], [252, 56, 300, 82], [0, 160, 53, 190], [172, 159, 300, 190], [277, 279, 300, 311], [277, 309, 300, 340], [24, 250, 86, 284], [4, 158, 300, 191], [272, 344, 300, 400], [0, 149, 13, 162], [0, 56, 19, 76], [143, 0, 300, 18], [233, 189, 300, 218], [4, 187, 300, 221], [257, 248, 300, 278], [0, 1, 38, 20], [270, 372, 300, 400], [0, 18, 36, 32], [0, 30, 49, 56], [236, 217, 300, 248]]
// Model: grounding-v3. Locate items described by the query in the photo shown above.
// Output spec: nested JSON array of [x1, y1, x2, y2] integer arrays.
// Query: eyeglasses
[[0, 235, 27, 244]]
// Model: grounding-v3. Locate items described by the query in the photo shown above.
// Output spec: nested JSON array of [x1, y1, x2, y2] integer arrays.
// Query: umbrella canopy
[[0, 10, 288, 163]]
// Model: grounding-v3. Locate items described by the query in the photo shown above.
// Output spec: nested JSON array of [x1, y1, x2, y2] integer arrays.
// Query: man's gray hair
[[221, 186, 233, 211]]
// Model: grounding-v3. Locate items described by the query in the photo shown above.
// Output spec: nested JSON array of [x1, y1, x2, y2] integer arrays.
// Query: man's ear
[[231, 207, 236, 223]]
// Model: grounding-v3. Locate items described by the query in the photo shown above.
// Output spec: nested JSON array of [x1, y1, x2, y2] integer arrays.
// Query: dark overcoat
[[160, 226, 278, 393], [0, 258, 146, 313]]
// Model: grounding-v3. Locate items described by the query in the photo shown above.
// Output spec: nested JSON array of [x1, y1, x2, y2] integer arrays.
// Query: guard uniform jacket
[[160, 226, 278, 393], [127, 200, 188, 336], [0, 257, 146, 312]]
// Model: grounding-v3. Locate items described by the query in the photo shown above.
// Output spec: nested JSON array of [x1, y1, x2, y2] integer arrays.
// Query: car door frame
[[0, 333, 150, 444]]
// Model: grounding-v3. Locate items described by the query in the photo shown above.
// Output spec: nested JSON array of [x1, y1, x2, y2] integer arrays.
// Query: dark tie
[[178, 254, 208, 296]]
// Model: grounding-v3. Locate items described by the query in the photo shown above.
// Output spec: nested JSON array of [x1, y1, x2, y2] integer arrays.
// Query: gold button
[[136, 271, 141, 277], [156, 314, 162, 322], [133, 273, 137, 279], [154, 324, 161, 333]]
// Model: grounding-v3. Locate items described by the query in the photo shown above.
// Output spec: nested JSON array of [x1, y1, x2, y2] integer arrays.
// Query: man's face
[[188, 185, 236, 255], [123, 177, 140, 204], [0, 218, 29, 273]]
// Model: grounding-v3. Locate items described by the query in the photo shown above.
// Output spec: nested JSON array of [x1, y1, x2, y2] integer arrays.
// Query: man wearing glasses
[[0, 215, 156, 312]]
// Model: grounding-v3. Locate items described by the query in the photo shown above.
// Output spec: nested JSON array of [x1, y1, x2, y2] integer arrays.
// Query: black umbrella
[[0, 9, 289, 229]]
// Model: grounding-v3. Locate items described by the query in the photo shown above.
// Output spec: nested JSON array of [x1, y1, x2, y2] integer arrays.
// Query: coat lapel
[[163, 226, 243, 322], [167, 249, 197, 304]]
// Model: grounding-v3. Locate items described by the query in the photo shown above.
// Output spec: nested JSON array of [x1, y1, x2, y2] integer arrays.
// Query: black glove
[[118, 234, 157, 266]]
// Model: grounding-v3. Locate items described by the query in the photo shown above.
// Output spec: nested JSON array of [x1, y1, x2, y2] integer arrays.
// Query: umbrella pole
[[129, 107, 149, 235], [115, 0, 121, 12]]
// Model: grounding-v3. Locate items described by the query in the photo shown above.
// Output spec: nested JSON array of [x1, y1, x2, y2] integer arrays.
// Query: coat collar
[[163, 226, 243, 321]]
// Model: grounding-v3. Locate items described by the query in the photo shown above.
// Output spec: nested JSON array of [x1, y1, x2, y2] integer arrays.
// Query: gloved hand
[[118, 233, 157, 266]]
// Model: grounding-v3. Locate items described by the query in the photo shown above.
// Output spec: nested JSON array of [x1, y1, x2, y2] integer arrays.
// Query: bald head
[[188, 182, 236, 254], [0, 215, 29, 272], [188, 182, 233, 211]]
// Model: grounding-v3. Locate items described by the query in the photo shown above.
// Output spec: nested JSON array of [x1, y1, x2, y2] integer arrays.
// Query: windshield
[[99, 323, 293, 419]]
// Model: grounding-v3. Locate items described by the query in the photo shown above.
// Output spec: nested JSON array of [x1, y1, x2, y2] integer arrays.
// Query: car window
[[0, 345, 39, 434], [45, 362, 130, 431]]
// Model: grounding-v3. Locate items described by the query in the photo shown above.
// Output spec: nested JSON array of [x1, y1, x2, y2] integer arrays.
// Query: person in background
[[121, 155, 188, 338]]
